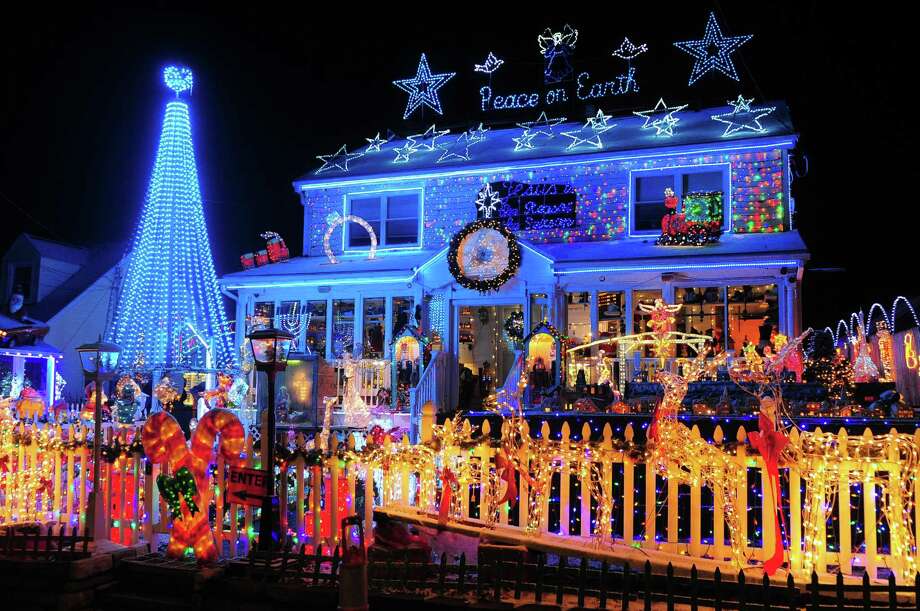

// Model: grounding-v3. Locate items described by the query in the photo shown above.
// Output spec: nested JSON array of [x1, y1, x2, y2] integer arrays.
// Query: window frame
[[343, 188, 424, 252], [628, 163, 731, 237]]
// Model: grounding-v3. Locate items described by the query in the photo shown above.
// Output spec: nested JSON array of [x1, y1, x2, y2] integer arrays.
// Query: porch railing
[[409, 350, 445, 441]]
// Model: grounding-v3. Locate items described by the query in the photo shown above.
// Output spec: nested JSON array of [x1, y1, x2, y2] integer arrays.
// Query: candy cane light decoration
[[141, 408, 245, 561]]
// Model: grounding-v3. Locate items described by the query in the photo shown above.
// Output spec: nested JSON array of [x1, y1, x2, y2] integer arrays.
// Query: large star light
[[674, 12, 752, 85], [315, 145, 364, 174], [633, 98, 688, 137], [393, 53, 456, 119], [710, 95, 776, 136]]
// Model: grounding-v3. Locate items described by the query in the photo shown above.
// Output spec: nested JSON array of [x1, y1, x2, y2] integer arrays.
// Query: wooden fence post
[[623, 424, 635, 545]]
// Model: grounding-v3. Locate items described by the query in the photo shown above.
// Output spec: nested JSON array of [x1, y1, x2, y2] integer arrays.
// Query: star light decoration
[[474, 52, 504, 74], [467, 122, 490, 143], [364, 132, 391, 153], [315, 144, 364, 174], [674, 11, 753, 85], [475, 184, 501, 218], [710, 95, 776, 136], [437, 132, 481, 163], [611, 37, 648, 61], [513, 111, 567, 151], [561, 109, 616, 150], [393, 53, 456, 119], [408, 124, 450, 151], [633, 98, 688, 137]]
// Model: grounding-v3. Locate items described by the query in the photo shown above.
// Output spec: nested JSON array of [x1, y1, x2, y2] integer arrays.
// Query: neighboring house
[[220, 101, 809, 422], [1, 233, 125, 400]]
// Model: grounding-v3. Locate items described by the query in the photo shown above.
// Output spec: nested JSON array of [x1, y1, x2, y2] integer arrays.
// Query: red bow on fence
[[748, 411, 789, 575], [438, 467, 458, 526], [494, 451, 519, 509]]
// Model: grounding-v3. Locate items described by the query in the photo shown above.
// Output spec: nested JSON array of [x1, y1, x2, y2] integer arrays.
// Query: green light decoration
[[156, 467, 199, 518]]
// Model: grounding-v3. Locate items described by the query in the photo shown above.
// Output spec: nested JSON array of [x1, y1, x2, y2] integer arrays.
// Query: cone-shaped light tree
[[110, 66, 235, 371]]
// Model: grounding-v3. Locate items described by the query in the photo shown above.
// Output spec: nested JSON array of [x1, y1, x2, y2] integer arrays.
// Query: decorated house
[[220, 98, 809, 425]]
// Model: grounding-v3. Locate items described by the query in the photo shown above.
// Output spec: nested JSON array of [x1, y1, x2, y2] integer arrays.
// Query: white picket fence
[[2, 415, 919, 581]]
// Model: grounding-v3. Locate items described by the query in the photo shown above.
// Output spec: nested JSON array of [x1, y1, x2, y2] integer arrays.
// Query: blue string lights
[[109, 67, 234, 371], [673, 11, 752, 85], [316, 144, 364, 174], [710, 95, 776, 136], [633, 98, 688, 137], [393, 53, 456, 119]]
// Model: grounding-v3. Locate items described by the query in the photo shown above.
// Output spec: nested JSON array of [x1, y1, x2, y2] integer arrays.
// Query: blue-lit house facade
[[220, 102, 808, 420]]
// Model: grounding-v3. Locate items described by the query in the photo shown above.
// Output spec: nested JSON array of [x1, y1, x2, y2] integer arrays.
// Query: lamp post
[[248, 327, 294, 551], [76, 337, 121, 543]]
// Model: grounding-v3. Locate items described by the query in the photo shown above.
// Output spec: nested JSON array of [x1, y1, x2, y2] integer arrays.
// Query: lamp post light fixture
[[247, 327, 294, 551], [76, 336, 121, 543]]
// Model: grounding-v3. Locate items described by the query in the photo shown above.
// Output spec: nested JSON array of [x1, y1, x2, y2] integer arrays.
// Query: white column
[[384, 297, 394, 359]]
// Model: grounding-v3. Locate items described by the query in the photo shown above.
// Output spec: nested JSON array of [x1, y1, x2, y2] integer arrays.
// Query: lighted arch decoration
[[824, 295, 920, 346], [390, 325, 430, 409], [523, 322, 564, 390], [323, 214, 378, 264]]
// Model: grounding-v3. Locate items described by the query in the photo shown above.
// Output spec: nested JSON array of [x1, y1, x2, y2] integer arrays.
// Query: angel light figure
[[538, 25, 578, 84]]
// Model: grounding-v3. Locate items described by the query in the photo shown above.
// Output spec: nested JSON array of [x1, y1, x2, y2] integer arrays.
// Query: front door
[[455, 303, 523, 411]]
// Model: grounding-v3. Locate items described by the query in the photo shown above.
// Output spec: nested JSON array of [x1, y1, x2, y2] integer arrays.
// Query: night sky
[[1, 5, 910, 329]]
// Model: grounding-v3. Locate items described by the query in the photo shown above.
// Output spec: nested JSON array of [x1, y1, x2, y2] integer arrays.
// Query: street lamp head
[[247, 327, 294, 373], [76, 336, 122, 379]]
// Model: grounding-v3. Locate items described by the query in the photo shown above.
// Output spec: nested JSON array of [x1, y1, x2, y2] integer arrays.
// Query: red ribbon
[[748, 412, 789, 575], [494, 452, 519, 509], [438, 468, 458, 525]]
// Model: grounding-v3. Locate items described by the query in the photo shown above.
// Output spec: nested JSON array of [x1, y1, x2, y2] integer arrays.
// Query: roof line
[[293, 135, 797, 191]]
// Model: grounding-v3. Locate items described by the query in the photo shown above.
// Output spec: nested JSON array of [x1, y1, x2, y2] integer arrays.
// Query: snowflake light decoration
[[673, 12, 752, 85], [475, 184, 501, 218], [393, 53, 456, 119]]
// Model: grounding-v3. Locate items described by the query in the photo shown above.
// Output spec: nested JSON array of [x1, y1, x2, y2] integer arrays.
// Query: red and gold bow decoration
[[747, 406, 789, 575], [494, 451, 519, 509], [438, 467, 459, 526]]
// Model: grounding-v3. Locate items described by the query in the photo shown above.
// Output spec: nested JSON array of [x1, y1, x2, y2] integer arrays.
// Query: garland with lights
[[448, 218, 521, 293]]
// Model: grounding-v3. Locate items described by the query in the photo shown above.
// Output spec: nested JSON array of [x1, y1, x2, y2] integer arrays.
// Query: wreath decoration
[[448, 218, 521, 293]]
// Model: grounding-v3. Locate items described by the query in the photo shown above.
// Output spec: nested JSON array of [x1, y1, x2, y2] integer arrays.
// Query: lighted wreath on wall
[[448, 218, 521, 293], [323, 214, 378, 264]]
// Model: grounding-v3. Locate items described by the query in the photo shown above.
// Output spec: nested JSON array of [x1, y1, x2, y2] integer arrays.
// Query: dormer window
[[346, 190, 422, 250], [11, 265, 34, 304]]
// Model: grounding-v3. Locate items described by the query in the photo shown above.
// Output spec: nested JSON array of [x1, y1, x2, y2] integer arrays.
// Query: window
[[332, 300, 355, 357], [675, 287, 725, 357], [363, 298, 385, 359], [566, 292, 591, 345], [12, 265, 34, 302], [392, 297, 414, 334], [597, 291, 625, 341], [633, 289, 662, 358], [530, 293, 549, 328], [727, 284, 778, 355], [346, 191, 421, 248], [305, 301, 327, 357], [631, 166, 728, 234]]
